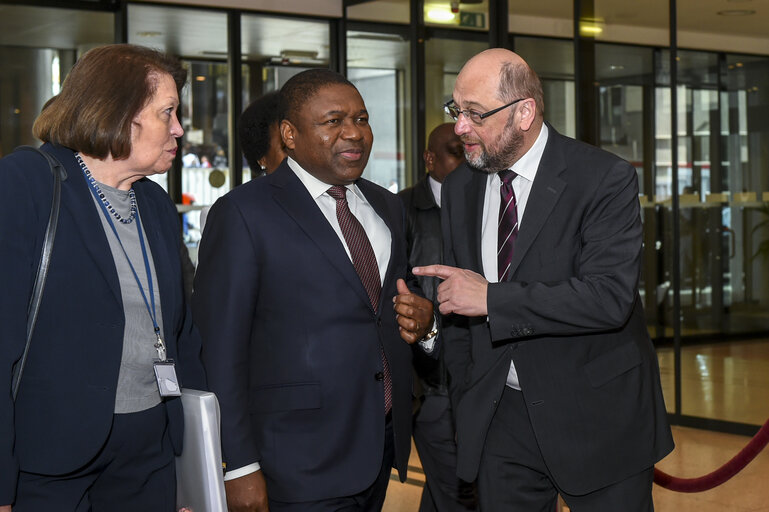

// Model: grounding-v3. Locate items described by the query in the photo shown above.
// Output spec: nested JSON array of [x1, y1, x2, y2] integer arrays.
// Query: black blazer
[[441, 124, 674, 495], [193, 161, 417, 503], [0, 144, 206, 504]]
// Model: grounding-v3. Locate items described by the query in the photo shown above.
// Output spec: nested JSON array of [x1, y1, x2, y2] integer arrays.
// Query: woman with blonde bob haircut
[[0, 44, 205, 511]]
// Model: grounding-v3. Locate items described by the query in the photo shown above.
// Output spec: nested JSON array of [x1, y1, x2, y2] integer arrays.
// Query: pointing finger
[[412, 264, 461, 280]]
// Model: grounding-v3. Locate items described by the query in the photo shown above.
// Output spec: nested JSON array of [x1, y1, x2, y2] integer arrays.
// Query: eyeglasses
[[443, 98, 524, 125]]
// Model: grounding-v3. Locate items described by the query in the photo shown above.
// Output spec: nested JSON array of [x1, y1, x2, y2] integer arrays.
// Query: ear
[[280, 120, 296, 151], [518, 98, 537, 132], [423, 150, 434, 172]]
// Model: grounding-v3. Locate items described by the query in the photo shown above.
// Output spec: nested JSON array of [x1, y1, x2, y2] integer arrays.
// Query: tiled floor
[[384, 425, 769, 511], [657, 340, 769, 425], [383, 338, 769, 511]]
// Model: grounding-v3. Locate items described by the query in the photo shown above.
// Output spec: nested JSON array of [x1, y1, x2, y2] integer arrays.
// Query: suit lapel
[[271, 165, 376, 312], [51, 146, 123, 304], [508, 125, 566, 278]]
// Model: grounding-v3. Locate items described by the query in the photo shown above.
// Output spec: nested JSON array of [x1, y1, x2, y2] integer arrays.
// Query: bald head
[[424, 122, 464, 183], [459, 48, 526, 80], [456, 48, 544, 121], [451, 49, 545, 172]]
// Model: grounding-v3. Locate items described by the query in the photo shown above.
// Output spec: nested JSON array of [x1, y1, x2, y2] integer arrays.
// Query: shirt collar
[[287, 156, 367, 203], [427, 175, 442, 207], [510, 122, 548, 182]]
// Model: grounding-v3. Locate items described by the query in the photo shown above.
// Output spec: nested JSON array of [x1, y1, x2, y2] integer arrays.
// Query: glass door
[[347, 29, 411, 192]]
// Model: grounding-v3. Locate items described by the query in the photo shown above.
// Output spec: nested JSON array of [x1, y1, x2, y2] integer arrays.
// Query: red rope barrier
[[654, 417, 769, 492]]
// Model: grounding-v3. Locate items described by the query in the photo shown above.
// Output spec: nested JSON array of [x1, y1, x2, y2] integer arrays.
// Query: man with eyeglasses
[[414, 48, 673, 511]]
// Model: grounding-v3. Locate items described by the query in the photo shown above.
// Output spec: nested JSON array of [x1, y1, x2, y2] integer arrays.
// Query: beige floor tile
[[383, 338, 769, 510], [383, 426, 769, 511]]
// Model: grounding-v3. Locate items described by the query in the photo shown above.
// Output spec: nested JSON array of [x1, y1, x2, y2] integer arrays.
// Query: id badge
[[154, 360, 182, 397]]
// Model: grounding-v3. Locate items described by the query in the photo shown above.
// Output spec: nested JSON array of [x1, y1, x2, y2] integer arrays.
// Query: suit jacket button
[[374, 372, 384, 381]]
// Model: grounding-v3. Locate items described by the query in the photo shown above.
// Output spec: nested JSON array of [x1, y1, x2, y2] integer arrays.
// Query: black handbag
[[10, 145, 67, 401]]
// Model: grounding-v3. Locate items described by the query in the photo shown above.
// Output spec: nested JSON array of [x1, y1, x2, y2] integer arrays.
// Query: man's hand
[[413, 265, 489, 317], [224, 471, 269, 512], [393, 279, 434, 344], [0, 505, 10, 512]]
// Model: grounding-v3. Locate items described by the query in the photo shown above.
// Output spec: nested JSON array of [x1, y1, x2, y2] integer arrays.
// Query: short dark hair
[[278, 69, 356, 124], [497, 62, 545, 119], [33, 44, 186, 160], [239, 91, 282, 170]]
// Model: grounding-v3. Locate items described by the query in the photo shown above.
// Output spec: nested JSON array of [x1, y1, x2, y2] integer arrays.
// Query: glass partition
[[128, 3, 229, 256], [347, 30, 411, 192], [673, 51, 769, 425], [424, 0, 488, 32], [347, 0, 409, 24], [0, 4, 113, 156], [241, 14, 330, 180], [515, 37, 576, 138], [509, 0, 573, 38], [424, 37, 487, 150]]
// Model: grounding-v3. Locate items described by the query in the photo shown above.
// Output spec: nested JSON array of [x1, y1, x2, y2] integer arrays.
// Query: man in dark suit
[[414, 49, 673, 511], [193, 69, 436, 512], [398, 123, 477, 512]]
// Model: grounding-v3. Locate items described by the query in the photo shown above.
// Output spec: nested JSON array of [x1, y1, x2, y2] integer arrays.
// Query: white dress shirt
[[480, 124, 549, 390], [428, 175, 442, 208], [288, 158, 392, 281]]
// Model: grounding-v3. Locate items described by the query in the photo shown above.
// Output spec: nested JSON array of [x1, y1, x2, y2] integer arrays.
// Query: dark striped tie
[[498, 170, 518, 282], [327, 185, 392, 413]]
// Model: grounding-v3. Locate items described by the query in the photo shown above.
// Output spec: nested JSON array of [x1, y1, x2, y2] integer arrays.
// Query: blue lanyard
[[84, 178, 167, 360]]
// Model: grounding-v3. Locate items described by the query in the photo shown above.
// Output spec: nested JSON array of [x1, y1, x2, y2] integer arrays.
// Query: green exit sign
[[459, 12, 486, 29]]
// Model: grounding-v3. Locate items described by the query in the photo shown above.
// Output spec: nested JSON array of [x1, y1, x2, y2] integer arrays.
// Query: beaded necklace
[[76, 153, 137, 224]]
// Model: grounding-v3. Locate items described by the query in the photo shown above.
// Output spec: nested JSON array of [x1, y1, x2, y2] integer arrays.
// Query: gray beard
[[465, 119, 523, 173]]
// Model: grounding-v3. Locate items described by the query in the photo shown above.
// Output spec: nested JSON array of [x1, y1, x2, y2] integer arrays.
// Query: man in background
[[398, 123, 477, 511]]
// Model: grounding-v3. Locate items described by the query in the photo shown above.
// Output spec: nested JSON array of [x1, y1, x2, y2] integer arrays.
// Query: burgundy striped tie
[[327, 185, 392, 413], [498, 170, 518, 282]]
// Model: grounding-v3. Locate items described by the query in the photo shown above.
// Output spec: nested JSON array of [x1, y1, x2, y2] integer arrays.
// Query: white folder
[[176, 389, 227, 512]]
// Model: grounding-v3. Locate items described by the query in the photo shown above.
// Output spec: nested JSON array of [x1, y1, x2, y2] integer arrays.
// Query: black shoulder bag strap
[[11, 145, 67, 401]]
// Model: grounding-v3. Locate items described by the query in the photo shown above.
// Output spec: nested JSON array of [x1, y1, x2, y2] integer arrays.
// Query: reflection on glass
[[425, 37, 487, 147], [669, 46, 769, 425], [178, 61, 230, 249], [424, 0, 488, 31], [347, 0, 409, 24], [347, 31, 410, 192], [508, 0, 573, 38], [240, 14, 330, 181], [515, 37, 576, 138], [129, 3, 230, 257], [0, 5, 112, 155], [586, 0, 669, 46]]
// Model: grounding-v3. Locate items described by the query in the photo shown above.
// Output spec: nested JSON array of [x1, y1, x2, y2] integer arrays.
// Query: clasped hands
[[412, 265, 488, 317]]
